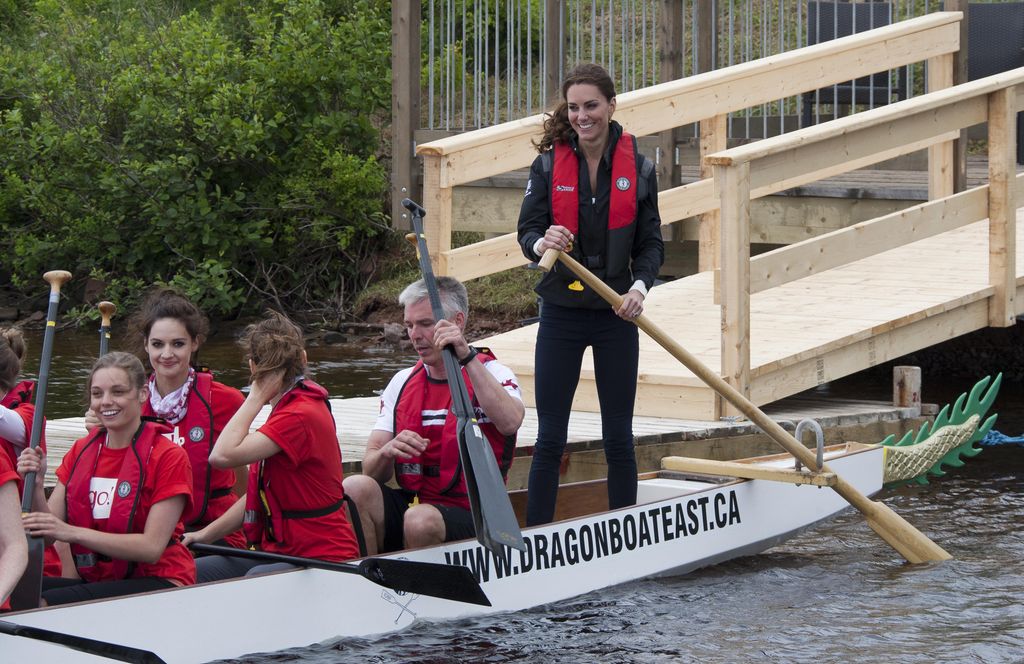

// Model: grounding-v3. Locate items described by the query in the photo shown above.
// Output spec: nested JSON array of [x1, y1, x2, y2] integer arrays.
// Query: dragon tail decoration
[[879, 374, 1001, 486]]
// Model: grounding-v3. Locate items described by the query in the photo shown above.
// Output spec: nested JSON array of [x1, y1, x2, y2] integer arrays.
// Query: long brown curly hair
[[239, 311, 307, 385], [534, 63, 617, 154]]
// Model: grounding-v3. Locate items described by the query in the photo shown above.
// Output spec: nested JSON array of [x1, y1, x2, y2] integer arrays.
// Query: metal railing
[[421, 0, 1005, 140]]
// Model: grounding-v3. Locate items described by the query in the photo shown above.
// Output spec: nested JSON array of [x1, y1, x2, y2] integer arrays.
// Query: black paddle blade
[[459, 420, 526, 554], [8, 536, 44, 611], [0, 620, 166, 663], [359, 557, 491, 606]]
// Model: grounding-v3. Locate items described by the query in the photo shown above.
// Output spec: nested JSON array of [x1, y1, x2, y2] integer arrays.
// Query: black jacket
[[517, 121, 664, 309]]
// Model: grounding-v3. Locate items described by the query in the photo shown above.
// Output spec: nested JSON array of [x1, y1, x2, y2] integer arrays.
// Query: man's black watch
[[458, 346, 479, 366]]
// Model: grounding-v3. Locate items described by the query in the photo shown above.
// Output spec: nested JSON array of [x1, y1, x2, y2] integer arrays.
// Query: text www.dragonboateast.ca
[[444, 490, 742, 583]]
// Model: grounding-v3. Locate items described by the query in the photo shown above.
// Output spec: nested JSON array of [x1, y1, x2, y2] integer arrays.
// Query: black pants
[[526, 303, 639, 526], [42, 576, 175, 606]]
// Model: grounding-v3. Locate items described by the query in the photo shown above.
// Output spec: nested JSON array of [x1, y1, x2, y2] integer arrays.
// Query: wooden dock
[[477, 206, 1024, 420]]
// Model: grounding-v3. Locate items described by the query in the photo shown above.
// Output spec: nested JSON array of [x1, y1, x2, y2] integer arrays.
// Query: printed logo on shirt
[[163, 425, 186, 447], [189, 426, 205, 442], [615, 176, 631, 191], [88, 477, 117, 519], [524, 179, 533, 197], [555, 184, 575, 192], [117, 481, 132, 499]]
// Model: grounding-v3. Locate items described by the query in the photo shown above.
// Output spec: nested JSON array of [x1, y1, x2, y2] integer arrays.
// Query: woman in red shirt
[[87, 289, 246, 547], [1, 326, 65, 578], [184, 312, 359, 580], [19, 352, 195, 606], [0, 452, 27, 609]]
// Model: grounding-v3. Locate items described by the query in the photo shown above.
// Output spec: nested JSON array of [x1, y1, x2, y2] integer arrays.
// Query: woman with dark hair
[[87, 289, 246, 547], [19, 352, 195, 606], [518, 63, 664, 525], [185, 311, 360, 580]]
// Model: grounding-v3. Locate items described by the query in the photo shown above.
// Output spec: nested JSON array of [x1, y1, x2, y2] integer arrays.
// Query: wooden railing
[[706, 69, 1024, 410], [416, 12, 963, 280]]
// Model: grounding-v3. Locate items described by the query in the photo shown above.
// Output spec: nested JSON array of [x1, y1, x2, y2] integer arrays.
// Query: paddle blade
[[0, 620, 166, 663], [8, 536, 43, 611], [458, 420, 526, 554], [359, 558, 491, 606]]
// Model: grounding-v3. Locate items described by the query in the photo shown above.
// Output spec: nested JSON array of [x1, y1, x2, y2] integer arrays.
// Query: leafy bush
[[0, 0, 392, 318]]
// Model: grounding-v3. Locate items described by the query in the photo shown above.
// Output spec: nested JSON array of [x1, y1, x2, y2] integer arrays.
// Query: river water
[[15, 329, 1024, 663]]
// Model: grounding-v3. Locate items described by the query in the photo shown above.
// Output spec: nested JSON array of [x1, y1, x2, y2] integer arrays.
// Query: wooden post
[[420, 154, 453, 275], [946, 0, 968, 193], [544, 0, 565, 104], [696, 2, 723, 273], [986, 88, 1017, 327], [892, 366, 922, 415], [716, 162, 751, 418], [699, 115, 728, 272], [391, 0, 421, 230], [926, 52, 955, 201], [657, 0, 684, 192]]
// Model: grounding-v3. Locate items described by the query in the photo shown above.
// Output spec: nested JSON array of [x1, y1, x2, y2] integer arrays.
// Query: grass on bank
[[354, 232, 540, 330]]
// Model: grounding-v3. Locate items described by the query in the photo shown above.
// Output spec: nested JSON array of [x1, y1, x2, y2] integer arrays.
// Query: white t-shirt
[[0, 403, 27, 447], [374, 358, 522, 433]]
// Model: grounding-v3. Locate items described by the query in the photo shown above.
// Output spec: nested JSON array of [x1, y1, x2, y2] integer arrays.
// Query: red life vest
[[145, 370, 227, 525], [392, 350, 516, 504], [243, 380, 345, 547], [0, 380, 38, 492], [64, 420, 170, 582], [550, 131, 638, 234]]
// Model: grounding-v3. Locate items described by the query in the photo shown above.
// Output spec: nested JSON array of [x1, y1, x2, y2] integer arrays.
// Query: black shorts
[[379, 483, 477, 553]]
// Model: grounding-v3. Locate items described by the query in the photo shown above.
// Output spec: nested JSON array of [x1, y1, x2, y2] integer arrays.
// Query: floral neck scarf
[[148, 367, 195, 424]]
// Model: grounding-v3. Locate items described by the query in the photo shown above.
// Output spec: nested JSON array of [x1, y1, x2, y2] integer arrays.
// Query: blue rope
[[980, 429, 1024, 446]]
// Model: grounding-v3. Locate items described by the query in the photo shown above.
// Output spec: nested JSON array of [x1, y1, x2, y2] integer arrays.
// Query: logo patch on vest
[[555, 184, 576, 192], [116, 481, 132, 498], [189, 426, 205, 442], [615, 176, 631, 191]]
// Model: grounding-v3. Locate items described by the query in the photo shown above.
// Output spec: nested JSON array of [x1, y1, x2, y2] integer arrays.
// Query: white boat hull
[[0, 445, 884, 663]]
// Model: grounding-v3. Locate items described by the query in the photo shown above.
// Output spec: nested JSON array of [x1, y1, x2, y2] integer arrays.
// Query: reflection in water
[[18, 328, 415, 418]]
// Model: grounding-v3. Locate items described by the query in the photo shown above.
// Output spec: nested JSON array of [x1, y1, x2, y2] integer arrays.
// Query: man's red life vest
[[550, 131, 638, 234], [145, 370, 227, 525], [0, 380, 38, 493], [64, 420, 170, 582], [243, 380, 345, 547], [392, 350, 516, 504]]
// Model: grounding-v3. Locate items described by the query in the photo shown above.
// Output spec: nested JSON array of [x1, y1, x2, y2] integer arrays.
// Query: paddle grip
[[21, 270, 70, 512]]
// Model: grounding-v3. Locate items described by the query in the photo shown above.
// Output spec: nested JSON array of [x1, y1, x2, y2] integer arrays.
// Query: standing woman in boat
[[18, 352, 195, 605], [87, 289, 247, 547], [517, 63, 664, 525], [184, 311, 360, 579]]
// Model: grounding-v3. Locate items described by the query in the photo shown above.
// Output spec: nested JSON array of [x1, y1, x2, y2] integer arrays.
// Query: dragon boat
[[0, 376, 999, 664]]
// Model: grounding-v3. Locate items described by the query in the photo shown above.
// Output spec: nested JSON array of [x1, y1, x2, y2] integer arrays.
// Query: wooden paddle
[[98, 300, 116, 356], [538, 248, 951, 563], [400, 199, 525, 556], [0, 620, 166, 663], [9, 270, 73, 610], [189, 542, 491, 606]]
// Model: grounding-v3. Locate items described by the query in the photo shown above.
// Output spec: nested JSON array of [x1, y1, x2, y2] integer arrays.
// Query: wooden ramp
[[478, 209, 1024, 420]]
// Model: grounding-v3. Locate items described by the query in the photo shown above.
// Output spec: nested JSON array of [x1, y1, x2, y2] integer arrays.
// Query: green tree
[[0, 0, 392, 317]]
